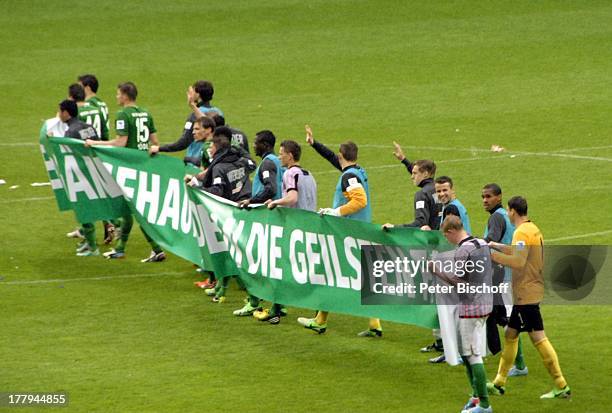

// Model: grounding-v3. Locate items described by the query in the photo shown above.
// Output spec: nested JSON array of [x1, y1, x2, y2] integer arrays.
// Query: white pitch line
[[356, 144, 612, 162], [556, 145, 612, 153], [516, 151, 612, 163], [546, 230, 612, 243], [315, 155, 506, 175], [0, 142, 37, 146], [0, 196, 54, 204], [0, 271, 189, 286]]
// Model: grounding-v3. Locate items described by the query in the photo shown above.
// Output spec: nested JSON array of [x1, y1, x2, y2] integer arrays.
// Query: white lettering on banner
[[41, 145, 65, 190], [288, 230, 354, 289], [64, 155, 98, 202], [59, 144, 72, 154], [344, 237, 361, 290], [157, 178, 181, 230], [317, 234, 335, 287], [82, 157, 109, 199], [190, 201, 206, 247], [136, 171, 160, 223], [344, 237, 378, 290], [91, 158, 123, 197], [221, 218, 245, 266], [82, 157, 120, 199], [327, 235, 350, 288], [195, 204, 227, 253], [290, 230, 307, 284], [180, 192, 193, 234], [247, 222, 269, 277], [269, 225, 284, 280], [115, 166, 137, 199], [306, 232, 326, 285]]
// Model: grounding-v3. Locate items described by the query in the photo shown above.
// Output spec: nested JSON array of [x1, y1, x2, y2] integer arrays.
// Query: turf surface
[[1, 1, 611, 412]]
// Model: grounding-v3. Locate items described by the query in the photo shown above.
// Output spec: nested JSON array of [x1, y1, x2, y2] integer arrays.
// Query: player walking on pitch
[[487, 196, 570, 399], [430, 215, 494, 413]]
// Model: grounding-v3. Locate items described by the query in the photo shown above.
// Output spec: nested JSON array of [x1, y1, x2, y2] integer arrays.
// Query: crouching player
[[429, 216, 493, 413]]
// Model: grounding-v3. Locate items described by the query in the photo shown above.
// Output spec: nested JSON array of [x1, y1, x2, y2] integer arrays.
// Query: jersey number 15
[[136, 117, 150, 150]]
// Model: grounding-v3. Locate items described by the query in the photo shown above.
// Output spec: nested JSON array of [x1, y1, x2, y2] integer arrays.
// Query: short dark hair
[[68, 83, 85, 102], [118, 82, 138, 101], [213, 126, 233, 141], [483, 183, 502, 196], [414, 159, 436, 177], [195, 116, 216, 131], [508, 196, 528, 216], [339, 141, 358, 162], [59, 99, 78, 118], [435, 175, 453, 188], [211, 114, 225, 126], [441, 215, 464, 233], [255, 130, 276, 149], [280, 140, 301, 161], [78, 74, 99, 92], [194, 80, 214, 102], [212, 133, 230, 151]]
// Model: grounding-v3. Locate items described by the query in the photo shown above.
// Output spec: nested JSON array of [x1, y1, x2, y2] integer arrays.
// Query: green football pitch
[[1, 1, 611, 412]]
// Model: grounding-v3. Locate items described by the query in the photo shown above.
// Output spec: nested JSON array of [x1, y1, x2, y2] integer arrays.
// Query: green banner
[[41, 136, 447, 329]]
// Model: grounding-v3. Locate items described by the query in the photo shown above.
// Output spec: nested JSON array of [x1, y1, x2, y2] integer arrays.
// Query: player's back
[[512, 221, 544, 305], [86, 96, 110, 139], [78, 103, 105, 139], [116, 106, 156, 151]]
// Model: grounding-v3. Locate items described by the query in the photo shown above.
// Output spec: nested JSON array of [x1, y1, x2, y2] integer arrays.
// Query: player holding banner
[[430, 215, 494, 413], [85, 82, 166, 262], [297, 125, 382, 337]]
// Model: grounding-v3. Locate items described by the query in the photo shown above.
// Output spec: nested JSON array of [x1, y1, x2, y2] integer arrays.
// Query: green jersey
[[86, 96, 110, 140], [78, 103, 108, 140], [115, 105, 157, 151]]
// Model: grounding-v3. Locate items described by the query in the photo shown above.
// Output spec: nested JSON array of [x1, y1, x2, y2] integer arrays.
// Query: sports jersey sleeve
[[492, 229, 529, 269], [115, 111, 129, 136], [283, 168, 300, 193], [160, 114, 195, 152], [147, 111, 157, 134], [312, 140, 342, 171], [338, 172, 367, 216], [402, 191, 431, 227], [485, 213, 506, 242], [250, 159, 278, 203], [401, 158, 414, 174], [203, 166, 227, 197]]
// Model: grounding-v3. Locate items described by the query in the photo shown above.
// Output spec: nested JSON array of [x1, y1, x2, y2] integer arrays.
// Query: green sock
[[271, 303, 282, 316], [141, 227, 162, 253], [515, 335, 526, 369], [471, 363, 490, 408], [248, 294, 261, 308], [120, 214, 133, 242], [462, 356, 478, 397], [81, 222, 97, 249], [115, 239, 126, 253], [216, 276, 230, 297]]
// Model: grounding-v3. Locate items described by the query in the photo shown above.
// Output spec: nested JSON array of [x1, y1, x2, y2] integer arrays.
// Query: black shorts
[[508, 304, 544, 332]]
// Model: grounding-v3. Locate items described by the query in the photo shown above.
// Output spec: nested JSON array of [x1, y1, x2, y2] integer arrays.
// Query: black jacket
[[159, 112, 196, 153], [200, 147, 256, 202], [65, 117, 99, 141], [402, 177, 440, 229]]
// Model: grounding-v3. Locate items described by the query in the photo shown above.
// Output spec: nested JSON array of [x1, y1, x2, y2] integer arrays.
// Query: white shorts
[[458, 317, 487, 357]]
